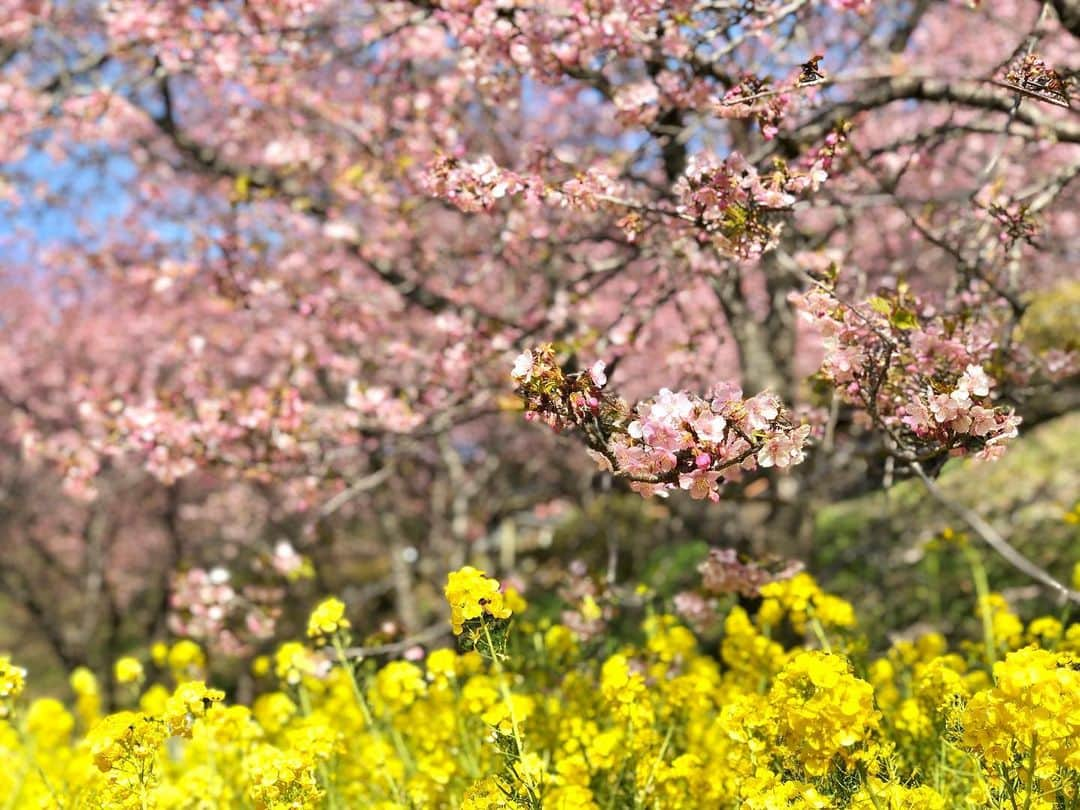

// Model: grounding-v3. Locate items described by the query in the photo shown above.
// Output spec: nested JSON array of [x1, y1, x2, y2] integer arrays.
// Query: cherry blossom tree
[[1, 0, 1078, 683]]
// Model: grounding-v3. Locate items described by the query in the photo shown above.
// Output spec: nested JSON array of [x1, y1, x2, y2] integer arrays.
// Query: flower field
[[2, 560, 1080, 810], [2, 5, 1079, 808]]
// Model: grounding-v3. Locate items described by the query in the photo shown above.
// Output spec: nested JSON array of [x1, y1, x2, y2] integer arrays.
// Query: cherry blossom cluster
[[425, 126, 846, 257], [699, 548, 805, 598], [986, 201, 1039, 248], [613, 80, 662, 126], [344, 382, 424, 434], [18, 428, 104, 502], [168, 567, 273, 657], [0, 74, 43, 164], [101, 0, 334, 85], [104, 387, 310, 485], [430, 0, 842, 106], [675, 548, 803, 631], [425, 153, 633, 219], [15, 381, 368, 501], [168, 541, 314, 657], [433, 1, 686, 90], [712, 53, 831, 139], [827, 0, 872, 12], [266, 540, 312, 580], [673, 140, 841, 259], [792, 284, 1023, 462], [422, 154, 533, 213], [512, 345, 811, 502], [552, 167, 626, 212], [425, 134, 848, 257], [797, 124, 848, 187], [720, 76, 790, 140]]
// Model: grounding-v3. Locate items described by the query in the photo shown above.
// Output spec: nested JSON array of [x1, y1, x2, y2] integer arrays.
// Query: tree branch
[[336, 623, 446, 659], [779, 76, 1080, 157], [910, 461, 1080, 604], [149, 71, 512, 326]]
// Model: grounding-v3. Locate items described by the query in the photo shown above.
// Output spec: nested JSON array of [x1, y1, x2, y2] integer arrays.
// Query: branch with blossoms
[[510, 345, 811, 502], [793, 277, 1080, 604], [718, 55, 828, 140], [425, 122, 847, 261], [791, 280, 1025, 465]]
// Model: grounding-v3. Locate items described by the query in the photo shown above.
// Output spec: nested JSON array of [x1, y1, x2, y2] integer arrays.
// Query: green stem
[[1001, 763, 1021, 810], [856, 762, 886, 810], [639, 722, 676, 800], [963, 545, 997, 671], [807, 613, 833, 654], [1023, 733, 1038, 810], [928, 543, 942, 626], [296, 687, 341, 810], [331, 636, 409, 800], [1050, 600, 1073, 653], [482, 621, 537, 802]]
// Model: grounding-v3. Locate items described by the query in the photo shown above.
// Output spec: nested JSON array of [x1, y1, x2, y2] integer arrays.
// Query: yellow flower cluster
[[163, 639, 206, 678], [275, 641, 329, 687], [306, 597, 351, 641], [0, 655, 27, 715], [963, 647, 1080, 791], [246, 743, 324, 810], [445, 565, 514, 635], [114, 656, 145, 686], [758, 572, 857, 635], [1, 573, 1080, 808], [767, 651, 880, 777], [462, 775, 530, 809]]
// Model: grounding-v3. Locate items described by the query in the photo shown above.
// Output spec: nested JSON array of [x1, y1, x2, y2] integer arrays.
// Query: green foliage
[[813, 413, 1080, 637], [1020, 280, 1080, 352]]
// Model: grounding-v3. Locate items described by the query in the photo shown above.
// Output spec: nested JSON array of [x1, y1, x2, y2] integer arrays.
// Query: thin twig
[[336, 624, 446, 659], [318, 466, 393, 517]]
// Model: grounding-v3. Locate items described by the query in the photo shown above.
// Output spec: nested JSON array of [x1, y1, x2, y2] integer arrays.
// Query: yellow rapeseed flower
[[769, 651, 880, 777], [167, 640, 207, 677], [114, 656, 145, 685], [444, 566, 513, 635], [0, 655, 27, 711], [306, 596, 351, 641]]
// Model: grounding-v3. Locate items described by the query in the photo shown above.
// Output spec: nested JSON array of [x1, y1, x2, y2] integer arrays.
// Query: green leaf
[[890, 307, 919, 330], [232, 174, 250, 202], [867, 296, 892, 316]]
